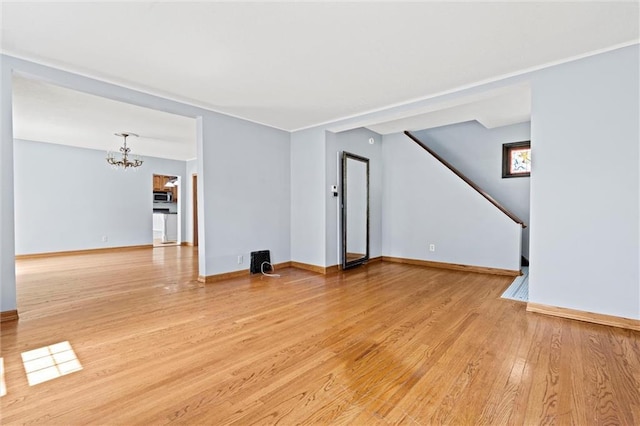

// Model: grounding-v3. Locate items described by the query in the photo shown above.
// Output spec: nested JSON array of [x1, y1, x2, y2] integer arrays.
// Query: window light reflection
[[1, 357, 6, 396], [21, 341, 82, 386]]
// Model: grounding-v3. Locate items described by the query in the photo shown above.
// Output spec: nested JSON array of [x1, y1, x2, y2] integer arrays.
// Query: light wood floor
[[2, 247, 639, 424], [153, 238, 179, 247]]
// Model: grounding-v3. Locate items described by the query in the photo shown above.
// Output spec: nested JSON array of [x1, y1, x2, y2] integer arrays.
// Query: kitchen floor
[[152, 238, 179, 247]]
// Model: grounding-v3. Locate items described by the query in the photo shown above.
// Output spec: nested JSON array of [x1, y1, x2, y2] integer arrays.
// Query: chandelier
[[106, 132, 143, 169]]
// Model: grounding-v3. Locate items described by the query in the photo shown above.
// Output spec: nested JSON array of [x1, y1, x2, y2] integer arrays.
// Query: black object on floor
[[250, 250, 272, 274]]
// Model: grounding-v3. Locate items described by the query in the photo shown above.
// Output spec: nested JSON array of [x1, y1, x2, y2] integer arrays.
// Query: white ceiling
[[2, 2, 639, 156], [12, 75, 197, 160], [343, 83, 532, 135]]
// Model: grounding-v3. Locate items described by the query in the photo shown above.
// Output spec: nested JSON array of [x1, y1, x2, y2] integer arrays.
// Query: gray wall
[[184, 158, 197, 244], [291, 126, 383, 268], [414, 121, 531, 257], [530, 44, 639, 319], [290, 127, 326, 266], [382, 132, 522, 271], [14, 139, 187, 255], [328, 128, 383, 266], [1, 58, 15, 311], [199, 113, 291, 275]]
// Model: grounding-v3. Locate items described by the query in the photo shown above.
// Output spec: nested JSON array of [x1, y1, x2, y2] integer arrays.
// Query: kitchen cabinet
[[153, 175, 178, 202], [153, 175, 166, 191], [168, 185, 177, 203]]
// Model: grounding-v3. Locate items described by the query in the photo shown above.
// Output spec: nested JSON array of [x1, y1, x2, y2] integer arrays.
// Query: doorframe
[[152, 173, 180, 247], [192, 174, 198, 247]]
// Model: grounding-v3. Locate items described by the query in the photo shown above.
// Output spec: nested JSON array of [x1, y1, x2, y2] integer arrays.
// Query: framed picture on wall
[[502, 141, 531, 178]]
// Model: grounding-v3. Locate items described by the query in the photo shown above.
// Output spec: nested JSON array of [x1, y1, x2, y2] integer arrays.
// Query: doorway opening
[[153, 174, 180, 247], [192, 174, 198, 247]]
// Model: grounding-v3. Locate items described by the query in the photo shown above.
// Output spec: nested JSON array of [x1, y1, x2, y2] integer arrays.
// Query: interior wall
[[290, 127, 326, 266], [413, 121, 531, 258], [2, 54, 290, 309], [184, 158, 197, 244], [529, 44, 639, 319], [199, 113, 291, 275], [326, 128, 382, 267], [14, 139, 187, 255], [382, 131, 522, 271], [1, 58, 16, 312]]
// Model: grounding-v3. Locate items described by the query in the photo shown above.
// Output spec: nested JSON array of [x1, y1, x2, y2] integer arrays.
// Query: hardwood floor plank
[[1, 247, 639, 424], [559, 321, 590, 426]]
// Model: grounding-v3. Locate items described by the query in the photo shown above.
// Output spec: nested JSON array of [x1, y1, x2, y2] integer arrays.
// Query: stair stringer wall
[[382, 131, 521, 271]]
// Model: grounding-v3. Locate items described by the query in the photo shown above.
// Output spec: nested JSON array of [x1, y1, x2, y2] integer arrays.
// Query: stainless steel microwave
[[153, 191, 172, 202]]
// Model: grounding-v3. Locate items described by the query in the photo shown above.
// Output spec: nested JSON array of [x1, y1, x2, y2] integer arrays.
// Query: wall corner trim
[[290, 261, 338, 274], [0, 310, 19, 323], [526, 302, 640, 331], [381, 256, 520, 276], [15, 244, 153, 259], [199, 262, 292, 283]]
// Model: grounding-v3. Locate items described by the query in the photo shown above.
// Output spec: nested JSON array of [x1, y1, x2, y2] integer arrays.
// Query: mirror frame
[[341, 151, 370, 269]]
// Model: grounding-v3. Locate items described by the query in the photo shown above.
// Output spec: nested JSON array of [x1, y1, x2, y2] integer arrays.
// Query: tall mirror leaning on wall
[[341, 151, 369, 269]]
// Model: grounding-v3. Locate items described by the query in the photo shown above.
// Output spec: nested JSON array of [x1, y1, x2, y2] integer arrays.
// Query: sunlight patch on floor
[[1, 358, 6, 396], [21, 341, 82, 386]]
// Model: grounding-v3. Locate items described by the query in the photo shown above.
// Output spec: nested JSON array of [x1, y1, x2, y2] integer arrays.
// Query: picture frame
[[502, 141, 531, 178]]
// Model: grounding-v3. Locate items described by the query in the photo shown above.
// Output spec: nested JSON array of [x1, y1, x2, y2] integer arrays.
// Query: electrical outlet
[[237, 255, 243, 264], [429, 244, 435, 252], [102, 235, 108, 242]]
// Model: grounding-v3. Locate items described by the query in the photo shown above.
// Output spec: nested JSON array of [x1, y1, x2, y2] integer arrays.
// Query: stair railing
[[404, 130, 526, 228]]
